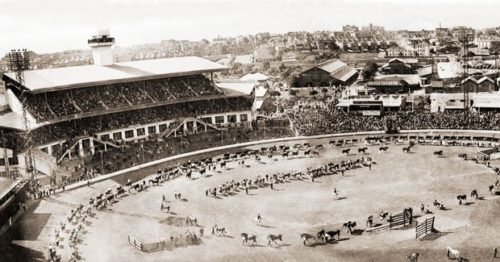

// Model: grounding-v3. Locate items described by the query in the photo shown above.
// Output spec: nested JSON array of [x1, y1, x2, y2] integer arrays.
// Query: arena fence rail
[[59, 129, 500, 193]]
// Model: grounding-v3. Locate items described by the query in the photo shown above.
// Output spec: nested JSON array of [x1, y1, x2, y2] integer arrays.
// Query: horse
[[343, 221, 356, 234], [291, 151, 299, 157], [300, 233, 315, 246], [315, 144, 324, 150], [447, 247, 460, 260], [241, 233, 257, 245], [267, 234, 282, 247], [406, 252, 419, 262], [470, 189, 478, 200], [312, 150, 320, 157], [199, 168, 206, 175], [456, 194, 467, 205], [379, 145, 389, 152], [304, 149, 311, 156], [379, 211, 389, 221], [324, 230, 340, 241], [149, 178, 160, 186], [213, 225, 226, 236], [282, 152, 289, 158], [329, 140, 336, 145], [358, 147, 368, 154], [185, 216, 198, 226], [402, 146, 412, 153], [433, 150, 443, 157], [342, 149, 350, 154]]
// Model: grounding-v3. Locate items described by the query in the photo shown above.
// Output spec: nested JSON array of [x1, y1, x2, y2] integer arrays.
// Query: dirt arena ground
[[6, 138, 500, 262]]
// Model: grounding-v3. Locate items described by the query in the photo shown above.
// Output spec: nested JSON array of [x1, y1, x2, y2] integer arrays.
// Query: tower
[[88, 29, 115, 66]]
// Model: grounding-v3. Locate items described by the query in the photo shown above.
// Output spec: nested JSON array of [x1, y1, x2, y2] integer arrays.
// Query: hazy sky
[[0, 0, 499, 55]]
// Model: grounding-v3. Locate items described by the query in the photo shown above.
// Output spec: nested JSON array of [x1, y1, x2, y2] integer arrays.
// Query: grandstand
[[0, 31, 257, 182]]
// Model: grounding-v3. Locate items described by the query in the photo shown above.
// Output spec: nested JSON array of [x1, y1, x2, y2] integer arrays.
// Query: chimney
[[88, 29, 115, 66]]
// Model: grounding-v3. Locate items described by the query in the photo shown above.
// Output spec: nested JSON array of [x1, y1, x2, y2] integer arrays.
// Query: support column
[[90, 138, 95, 155], [193, 121, 198, 134], [78, 140, 84, 157]]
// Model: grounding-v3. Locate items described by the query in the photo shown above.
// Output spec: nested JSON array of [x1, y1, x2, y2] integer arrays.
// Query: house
[[293, 59, 358, 87], [253, 46, 275, 62]]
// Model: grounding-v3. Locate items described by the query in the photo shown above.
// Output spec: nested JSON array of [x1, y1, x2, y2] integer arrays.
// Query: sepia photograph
[[1, 0, 500, 261]]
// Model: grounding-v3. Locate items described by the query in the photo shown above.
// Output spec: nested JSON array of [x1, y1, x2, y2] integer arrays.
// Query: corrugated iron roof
[[3, 56, 228, 93]]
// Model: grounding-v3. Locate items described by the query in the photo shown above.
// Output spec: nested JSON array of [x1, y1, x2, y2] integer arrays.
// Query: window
[[100, 134, 110, 141], [125, 130, 134, 138], [215, 116, 224, 124], [113, 132, 123, 140], [148, 126, 157, 135], [202, 117, 212, 124], [227, 115, 237, 123], [9, 157, 18, 165], [159, 124, 167, 132], [240, 114, 248, 122], [136, 128, 145, 136], [0, 159, 4, 166], [41, 147, 48, 154]]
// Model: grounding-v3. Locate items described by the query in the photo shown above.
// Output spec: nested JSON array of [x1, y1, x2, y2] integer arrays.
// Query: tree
[[362, 62, 378, 80], [270, 90, 281, 97], [263, 61, 271, 71]]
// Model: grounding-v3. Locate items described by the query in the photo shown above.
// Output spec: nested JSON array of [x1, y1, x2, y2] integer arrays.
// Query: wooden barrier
[[416, 216, 435, 240], [389, 208, 413, 229], [366, 208, 413, 233], [128, 235, 143, 251]]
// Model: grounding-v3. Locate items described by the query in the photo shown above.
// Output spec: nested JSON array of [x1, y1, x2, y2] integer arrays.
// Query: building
[[367, 74, 421, 94], [380, 58, 416, 74], [361, 23, 385, 34], [386, 43, 430, 57], [253, 46, 275, 62], [0, 32, 253, 176], [342, 25, 359, 33], [293, 59, 358, 87], [430, 92, 500, 112], [336, 95, 406, 115], [460, 75, 496, 93], [216, 81, 269, 114]]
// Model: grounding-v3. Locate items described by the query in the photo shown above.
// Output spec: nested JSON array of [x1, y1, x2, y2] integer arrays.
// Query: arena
[[4, 132, 500, 262], [2, 33, 500, 262]]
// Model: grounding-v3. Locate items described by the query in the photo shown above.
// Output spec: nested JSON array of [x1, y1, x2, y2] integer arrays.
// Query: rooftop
[[3, 56, 228, 94]]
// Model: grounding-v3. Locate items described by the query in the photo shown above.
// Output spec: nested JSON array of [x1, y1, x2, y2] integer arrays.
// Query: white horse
[[447, 247, 460, 260]]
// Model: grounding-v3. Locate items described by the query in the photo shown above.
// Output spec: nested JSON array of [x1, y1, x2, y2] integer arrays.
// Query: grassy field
[[5, 138, 500, 262]]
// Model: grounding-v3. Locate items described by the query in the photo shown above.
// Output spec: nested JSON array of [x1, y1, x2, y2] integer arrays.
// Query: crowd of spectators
[[20, 75, 220, 121], [289, 103, 500, 136], [27, 96, 253, 147]]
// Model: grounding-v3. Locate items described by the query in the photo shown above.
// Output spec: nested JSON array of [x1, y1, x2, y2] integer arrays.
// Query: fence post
[[425, 218, 428, 235]]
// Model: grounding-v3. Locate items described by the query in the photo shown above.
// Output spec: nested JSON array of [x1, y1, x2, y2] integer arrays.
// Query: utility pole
[[457, 29, 474, 119]]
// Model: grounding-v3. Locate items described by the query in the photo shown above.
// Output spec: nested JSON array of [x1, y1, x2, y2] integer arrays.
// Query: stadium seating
[[22, 75, 220, 121]]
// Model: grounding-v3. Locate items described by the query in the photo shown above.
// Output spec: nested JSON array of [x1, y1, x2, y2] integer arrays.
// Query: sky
[[0, 0, 499, 55]]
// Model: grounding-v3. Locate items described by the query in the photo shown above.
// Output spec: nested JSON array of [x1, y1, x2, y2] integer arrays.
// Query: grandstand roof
[[3, 56, 228, 94], [216, 81, 256, 95]]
